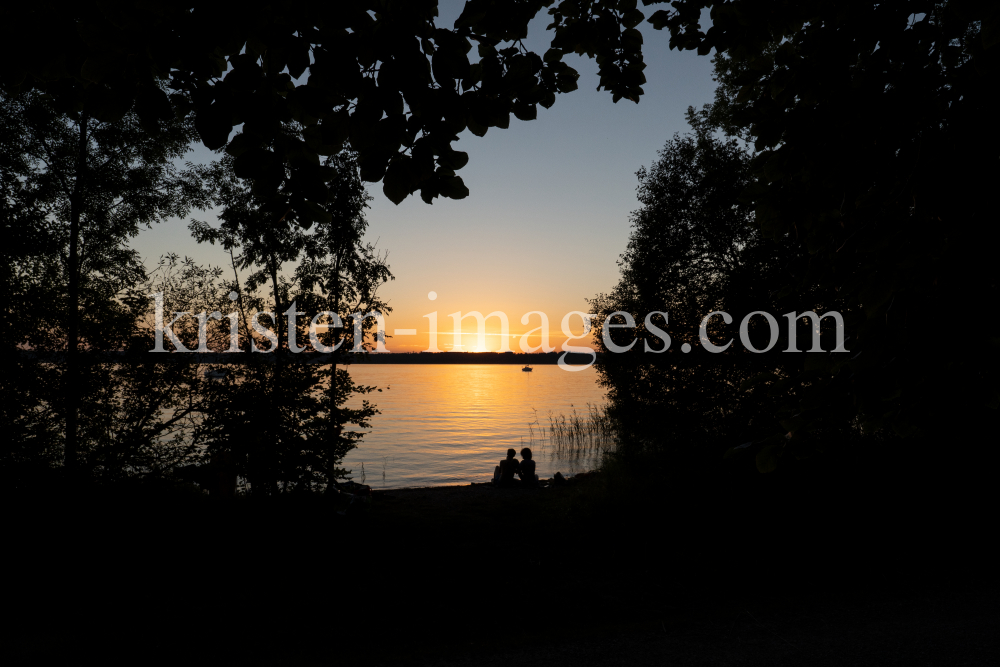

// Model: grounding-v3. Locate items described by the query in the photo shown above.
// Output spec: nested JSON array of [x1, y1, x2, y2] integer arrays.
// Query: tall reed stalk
[[538, 403, 616, 469]]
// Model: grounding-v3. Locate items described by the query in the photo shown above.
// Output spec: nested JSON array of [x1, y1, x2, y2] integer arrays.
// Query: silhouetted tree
[[5, 1, 995, 475], [190, 150, 390, 495], [0, 88, 211, 482], [3, 1, 592, 214], [656, 1, 1000, 446], [573, 0, 997, 455], [591, 108, 798, 465], [295, 151, 393, 490]]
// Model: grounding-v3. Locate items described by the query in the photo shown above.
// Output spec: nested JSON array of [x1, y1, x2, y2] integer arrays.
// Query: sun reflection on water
[[340, 364, 609, 488]]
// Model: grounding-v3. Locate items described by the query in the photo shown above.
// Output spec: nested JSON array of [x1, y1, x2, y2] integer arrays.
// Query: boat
[[522, 364, 532, 372]]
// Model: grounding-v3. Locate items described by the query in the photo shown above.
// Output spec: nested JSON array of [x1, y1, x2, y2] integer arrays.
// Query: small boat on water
[[522, 364, 532, 372]]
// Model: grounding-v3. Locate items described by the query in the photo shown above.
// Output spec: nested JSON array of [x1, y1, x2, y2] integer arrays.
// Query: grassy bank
[[3, 447, 996, 665]]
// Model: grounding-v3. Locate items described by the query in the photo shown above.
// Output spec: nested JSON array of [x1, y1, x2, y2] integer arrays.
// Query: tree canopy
[[687, 1, 999, 438], [3, 0, 997, 471], [0, 87, 212, 480], [3, 1, 588, 214], [591, 108, 796, 461], [592, 0, 997, 462]]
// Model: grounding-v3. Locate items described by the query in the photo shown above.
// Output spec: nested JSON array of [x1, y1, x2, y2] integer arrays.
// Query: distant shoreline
[[340, 351, 600, 365], [15, 350, 601, 365]]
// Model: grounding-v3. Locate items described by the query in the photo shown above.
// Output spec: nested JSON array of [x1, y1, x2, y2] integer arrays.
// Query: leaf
[[286, 38, 311, 80], [557, 75, 579, 94], [85, 87, 133, 123], [438, 175, 469, 200], [188, 220, 222, 245], [740, 372, 778, 391], [463, 63, 483, 88], [134, 86, 173, 127], [766, 376, 796, 397], [233, 148, 284, 190], [432, 49, 470, 84], [358, 155, 389, 182], [467, 117, 488, 137], [983, 11, 1000, 48], [623, 9, 645, 29], [804, 354, 832, 372], [778, 414, 810, 433], [382, 159, 414, 205], [987, 390, 999, 411], [318, 113, 350, 154], [194, 103, 234, 151], [723, 440, 755, 460], [300, 200, 332, 224], [438, 150, 469, 171], [225, 133, 256, 158], [80, 54, 116, 83], [647, 9, 671, 30], [859, 276, 894, 317], [623, 28, 644, 48], [512, 101, 537, 121], [755, 443, 781, 473]]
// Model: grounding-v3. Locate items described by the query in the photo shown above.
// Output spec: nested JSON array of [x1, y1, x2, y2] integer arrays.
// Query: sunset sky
[[133, 4, 717, 353]]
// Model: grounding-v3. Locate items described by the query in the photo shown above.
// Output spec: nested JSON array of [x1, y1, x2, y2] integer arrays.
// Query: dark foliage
[[189, 151, 391, 495], [0, 88, 211, 484], [591, 108, 808, 467], [582, 1, 998, 465], [2, 1, 592, 214]]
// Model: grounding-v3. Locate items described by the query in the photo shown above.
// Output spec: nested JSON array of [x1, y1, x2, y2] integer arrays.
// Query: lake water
[[340, 364, 609, 488]]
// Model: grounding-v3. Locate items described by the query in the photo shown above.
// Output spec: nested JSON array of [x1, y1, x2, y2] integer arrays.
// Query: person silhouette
[[493, 448, 521, 487], [518, 447, 538, 487]]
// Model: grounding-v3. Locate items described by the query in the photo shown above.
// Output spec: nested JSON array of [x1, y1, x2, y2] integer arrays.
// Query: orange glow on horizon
[[384, 328, 597, 354]]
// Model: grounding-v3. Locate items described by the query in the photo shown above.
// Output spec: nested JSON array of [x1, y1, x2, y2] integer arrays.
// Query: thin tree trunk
[[326, 246, 344, 491], [227, 249, 256, 494], [228, 249, 253, 347], [65, 113, 88, 474], [262, 210, 291, 495], [267, 253, 282, 495]]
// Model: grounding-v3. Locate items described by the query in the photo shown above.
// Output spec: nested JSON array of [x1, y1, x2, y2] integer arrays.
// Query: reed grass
[[523, 403, 617, 471]]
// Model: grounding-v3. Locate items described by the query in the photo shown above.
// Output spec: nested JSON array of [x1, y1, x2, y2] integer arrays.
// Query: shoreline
[[358, 471, 596, 495], [6, 465, 996, 667]]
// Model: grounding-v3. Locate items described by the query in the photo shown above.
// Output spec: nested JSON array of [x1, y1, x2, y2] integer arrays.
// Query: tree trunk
[[266, 254, 282, 495], [326, 247, 344, 492], [65, 113, 88, 475]]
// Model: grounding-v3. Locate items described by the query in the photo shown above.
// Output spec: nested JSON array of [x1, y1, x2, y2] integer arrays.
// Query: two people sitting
[[492, 447, 538, 488]]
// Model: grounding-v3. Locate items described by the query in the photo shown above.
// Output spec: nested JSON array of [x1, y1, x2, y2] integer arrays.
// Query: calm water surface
[[340, 364, 607, 488]]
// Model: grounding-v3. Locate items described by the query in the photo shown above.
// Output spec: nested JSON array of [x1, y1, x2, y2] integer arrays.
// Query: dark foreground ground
[[3, 461, 997, 666]]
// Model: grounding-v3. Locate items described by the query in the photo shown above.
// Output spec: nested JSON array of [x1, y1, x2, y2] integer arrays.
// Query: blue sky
[[132, 4, 717, 351]]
